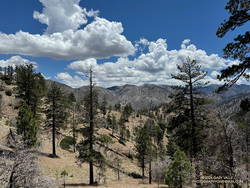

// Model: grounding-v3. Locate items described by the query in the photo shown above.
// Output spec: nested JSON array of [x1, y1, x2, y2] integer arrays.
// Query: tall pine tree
[[170, 57, 208, 160], [76, 68, 103, 185], [134, 125, 153, 179], [15, 64, 46, 117], [15, 64, 45, 148], [45, 83, 67, 157], [169, 57, 209, 187]]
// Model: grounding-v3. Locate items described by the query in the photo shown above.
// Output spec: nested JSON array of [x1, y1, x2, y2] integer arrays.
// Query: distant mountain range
[[46, 80, 250, 110]]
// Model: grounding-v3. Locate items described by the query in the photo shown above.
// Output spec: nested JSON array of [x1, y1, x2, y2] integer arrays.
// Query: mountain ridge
[[46, 80, 250, 110]]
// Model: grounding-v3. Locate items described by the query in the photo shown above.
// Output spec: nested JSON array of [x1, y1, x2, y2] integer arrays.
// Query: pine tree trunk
[[52, 117, 56, 156], [73, 105, 76, 153], [52, 101, 56, 156], [149, 160, 152, 184], [89, 68, 94, 185], [189, 76, 200, 188], [89, 161, 94, 184], [189, 78, 196, 160], [118, 168, 120, 181], [142, 158, 145, 179], [246, 126, 249, 188], [180, 175, 183, 188]]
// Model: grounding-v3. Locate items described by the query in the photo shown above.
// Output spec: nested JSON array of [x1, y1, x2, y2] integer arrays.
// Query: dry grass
[[38, 136, 165, 188], [0, 82, 166, 187], [37, 114, 165, 188]]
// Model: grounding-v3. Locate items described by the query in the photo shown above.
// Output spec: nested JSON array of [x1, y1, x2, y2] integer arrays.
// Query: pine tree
[[15, 64, 46, 117], [100, 97, 107, 115], [0, 94, 3, 117], [45, 83, 67, 157], [76, 68, 101, 185], [15, 65, 45, 148], [7, 66, 14, 80], [112, 155, 123, 181], [216, 0, 250, 90], [67, 92, 77, 152], [111, 114, 117, 135], [165, 147, 193, 188], [16, 103, 38, 147], [144, 119, 162, 183], [122, 103, 133, 122], [170, 57, 208, 160], [106, 113, 112, 129], [114, 103, 121, 112], [168, 58, 209, 188], [134, 125, 153, 179], [68, 92, 76, 104]]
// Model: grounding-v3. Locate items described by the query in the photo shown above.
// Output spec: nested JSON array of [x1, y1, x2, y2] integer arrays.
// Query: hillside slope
[[48, 80, 250, 110]]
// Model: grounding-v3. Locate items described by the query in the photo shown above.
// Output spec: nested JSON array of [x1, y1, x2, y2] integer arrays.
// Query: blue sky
[[0, 0, 247, 87]]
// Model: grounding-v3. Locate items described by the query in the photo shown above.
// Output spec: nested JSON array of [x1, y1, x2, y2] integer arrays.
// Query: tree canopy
[[216, 0, 250, 90]]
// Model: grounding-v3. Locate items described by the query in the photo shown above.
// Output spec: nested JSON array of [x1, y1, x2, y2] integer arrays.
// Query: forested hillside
[[0, 0, 249, 187], [0, 61, 249, 188]]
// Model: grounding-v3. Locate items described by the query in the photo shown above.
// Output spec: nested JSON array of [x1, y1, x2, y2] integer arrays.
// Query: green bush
[[4, 79, 12, 85], [124, 151, 133, 160], [5, 89, 12, 96], [60, 136, 76, 151], [5, 118, 16, 127], [1, 75, 12, 85], [98, 134, 114, 145]]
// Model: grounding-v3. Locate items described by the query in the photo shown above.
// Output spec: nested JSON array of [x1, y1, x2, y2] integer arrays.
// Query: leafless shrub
[[152, 158, 171, 187]]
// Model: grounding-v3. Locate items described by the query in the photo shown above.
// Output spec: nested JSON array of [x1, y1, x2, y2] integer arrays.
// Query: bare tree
[[152, 159, 171, 188]]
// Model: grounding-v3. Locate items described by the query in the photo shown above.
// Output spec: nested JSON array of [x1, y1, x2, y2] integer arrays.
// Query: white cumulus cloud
[[56, 39, 233, 88], [0, 1, 135, 60], [33, 0, 99, 34], [0, 56, 37, 68], [55, 72, 87, 87]]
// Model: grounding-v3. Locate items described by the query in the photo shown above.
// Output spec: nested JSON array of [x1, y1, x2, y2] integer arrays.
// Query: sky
[[0, 0, 248, 88]]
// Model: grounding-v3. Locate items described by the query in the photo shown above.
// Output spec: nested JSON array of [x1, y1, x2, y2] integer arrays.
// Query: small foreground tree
[[165, 147, 193, 188]]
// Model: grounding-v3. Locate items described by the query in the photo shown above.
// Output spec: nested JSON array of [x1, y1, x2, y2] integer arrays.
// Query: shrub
[[1, 75, 12, 85], [5, 89, 12, 96], [60, 136, 76, 151], [0, 84, 5, 91], [98, 134, 114, 145], [124, 151, 133, 160], [4, 79, 12, 85], [128, 172, 142, 179], [7, 118, 16, 127]]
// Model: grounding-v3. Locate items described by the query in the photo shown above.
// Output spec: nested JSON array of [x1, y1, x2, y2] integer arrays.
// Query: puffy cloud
[[0, 56, 37, 68], [0, 18, 135, 60], [33, 0, 99, 34], [55, 72, 87, 87], [0, 1, 135, 60], [68, 58, 97, 73], [56, 39, 232, 87]]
